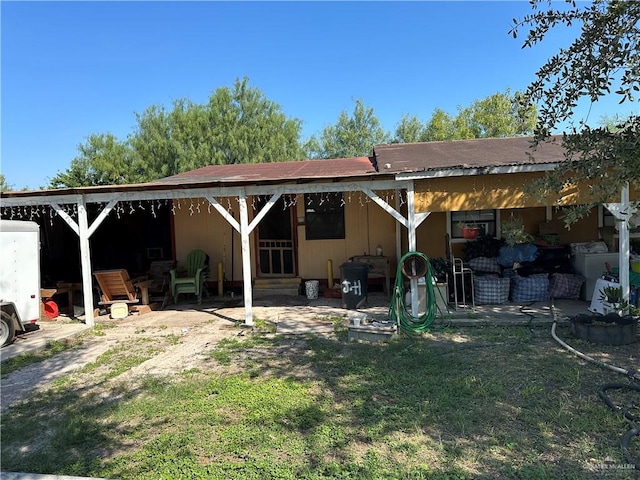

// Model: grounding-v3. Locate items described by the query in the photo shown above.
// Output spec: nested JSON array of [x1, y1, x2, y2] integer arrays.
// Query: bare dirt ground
[[0, 303, 251, 412], [0, 293, 367, 412], [2, 293, 637, 414]]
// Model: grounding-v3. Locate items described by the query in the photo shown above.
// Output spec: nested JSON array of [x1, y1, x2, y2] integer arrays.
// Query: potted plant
[[429, 257, 451, 283], [458, 222, 481, 240], [501, 216, 534, 246], [599, 285, 623, 304], [571, 311, 638, 345]]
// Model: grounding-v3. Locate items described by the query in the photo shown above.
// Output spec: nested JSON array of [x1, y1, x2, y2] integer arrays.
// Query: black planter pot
[[571, 316, 638, 346]]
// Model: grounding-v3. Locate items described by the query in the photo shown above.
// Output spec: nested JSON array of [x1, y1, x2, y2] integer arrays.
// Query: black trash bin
[[339, 262, 369, 309]]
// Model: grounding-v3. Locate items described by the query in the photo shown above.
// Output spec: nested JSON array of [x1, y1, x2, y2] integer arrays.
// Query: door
[[255, 196, 296, 276]]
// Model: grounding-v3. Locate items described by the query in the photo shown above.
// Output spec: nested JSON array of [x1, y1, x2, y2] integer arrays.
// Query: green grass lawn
[[1, 323, 638, 479]]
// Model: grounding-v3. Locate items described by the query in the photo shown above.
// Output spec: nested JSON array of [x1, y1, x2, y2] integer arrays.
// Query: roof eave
[[394, 162, 562, 180]]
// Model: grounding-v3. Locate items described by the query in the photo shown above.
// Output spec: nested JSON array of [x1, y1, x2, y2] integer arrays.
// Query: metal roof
[[155, 157, 379, 185], [374, 136, 565, 174], [0, 157, 380, 199], [1, 137, 568, 200]]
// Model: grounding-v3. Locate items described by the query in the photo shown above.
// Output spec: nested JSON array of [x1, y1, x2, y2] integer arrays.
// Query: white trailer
[[0, 220, 41, 346]]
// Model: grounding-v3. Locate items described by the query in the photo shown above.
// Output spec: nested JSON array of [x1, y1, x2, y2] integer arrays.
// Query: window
[[451, 210, 497, 239], [305, 193, 345, 240]]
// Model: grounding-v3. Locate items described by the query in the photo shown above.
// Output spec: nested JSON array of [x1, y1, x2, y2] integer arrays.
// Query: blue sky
[[2, 1, 637, 191]]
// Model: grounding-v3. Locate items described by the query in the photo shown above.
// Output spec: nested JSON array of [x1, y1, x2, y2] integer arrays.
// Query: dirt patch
[[0, 308, 246, 413]]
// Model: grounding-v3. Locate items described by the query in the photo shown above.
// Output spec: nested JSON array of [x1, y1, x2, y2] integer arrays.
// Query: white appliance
[[571, 253, 620, 301]]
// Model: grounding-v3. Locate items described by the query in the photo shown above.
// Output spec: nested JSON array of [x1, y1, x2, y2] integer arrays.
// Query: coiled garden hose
[[388, 251, 450, 334], [551, 303, 640, 469]]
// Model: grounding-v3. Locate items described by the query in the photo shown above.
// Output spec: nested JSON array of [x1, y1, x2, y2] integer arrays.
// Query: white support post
[[77, 196, 95, 327], [406, 182, 417, 252], [395, 190, 402, 268], [406, 181, 419, 316], [619, 185, 631, 302], [605, 183, 636, 304], [238, 194, 253, 326]]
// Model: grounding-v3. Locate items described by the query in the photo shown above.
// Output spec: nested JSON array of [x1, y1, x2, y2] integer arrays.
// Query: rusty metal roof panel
[[374, 136, 565, 174], [155, 157, 378, 185]]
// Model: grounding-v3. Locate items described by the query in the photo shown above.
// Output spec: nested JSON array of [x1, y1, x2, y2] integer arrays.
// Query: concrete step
[[254, 287, 301, 297], [254, 277, 301, 287], [254, 277, 302, 297]]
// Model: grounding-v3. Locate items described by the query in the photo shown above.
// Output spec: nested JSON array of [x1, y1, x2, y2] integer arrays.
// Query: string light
[[0, 188, 412, 227]]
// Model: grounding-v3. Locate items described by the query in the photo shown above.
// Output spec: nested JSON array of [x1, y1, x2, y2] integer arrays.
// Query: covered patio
[[2, 137, 637, 330]]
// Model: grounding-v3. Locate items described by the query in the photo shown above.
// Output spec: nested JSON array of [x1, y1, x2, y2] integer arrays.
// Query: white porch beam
[[361, 187, 408, 228], [238, 194, 253, 326], [50, 202, 79, 236], [0, 180, 406, 207], [205, 195, 240, 232], [87, 198, 120, 238], [415, 211, 431, 228], [248, 192, 281, 234]]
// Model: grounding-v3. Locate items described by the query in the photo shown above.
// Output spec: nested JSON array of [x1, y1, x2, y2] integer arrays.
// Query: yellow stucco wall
[[173, 200, 247, 282], [415, 172, 600, 212], [172, 184, 609, 285], [173, 194, 398, 283], [414, 205, 602, 261], [296, 194, 397, 280]]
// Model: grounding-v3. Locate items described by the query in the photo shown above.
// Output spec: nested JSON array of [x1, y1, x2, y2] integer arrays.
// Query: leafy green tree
[[0, 174, 13, 192], [132, 78, 305, 178], [511, 0, 640, 223], [394, 114, 427, 143], [50, 78, 305, 187], [49, 134, 139, 188], [392, 90, 536, 143], [423, 108, 458, 142], [305, 99, 391, 158]]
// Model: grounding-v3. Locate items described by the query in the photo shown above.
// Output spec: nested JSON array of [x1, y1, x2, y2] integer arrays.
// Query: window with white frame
[[450, 210, 497, 239]]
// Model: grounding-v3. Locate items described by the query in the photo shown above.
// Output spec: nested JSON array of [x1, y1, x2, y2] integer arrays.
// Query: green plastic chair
[[170, 249, 209, 304]]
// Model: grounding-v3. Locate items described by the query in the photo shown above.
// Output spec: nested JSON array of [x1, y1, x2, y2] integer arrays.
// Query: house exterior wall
[[172, 193, 398, 284], [414, 172, 600, 212], [296, 195, 397, 281], [171, 172, 612, 287], [173, 200, 248, 282], [415, 206, 601, 261]]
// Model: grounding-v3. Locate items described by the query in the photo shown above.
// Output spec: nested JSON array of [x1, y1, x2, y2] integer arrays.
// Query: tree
[[0, 174, 13, 192], [50, 78, 305, 187], [304, 99, 391, 159], [393, 90, 536, 143], [49, 134, 141, 188], [132, 78, 305, 178], [394, 114, 427, 144], [511, 0, 640, 223]]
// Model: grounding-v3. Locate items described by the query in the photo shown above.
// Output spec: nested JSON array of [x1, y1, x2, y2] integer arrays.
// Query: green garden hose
[[389, 251, 451, 334]]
